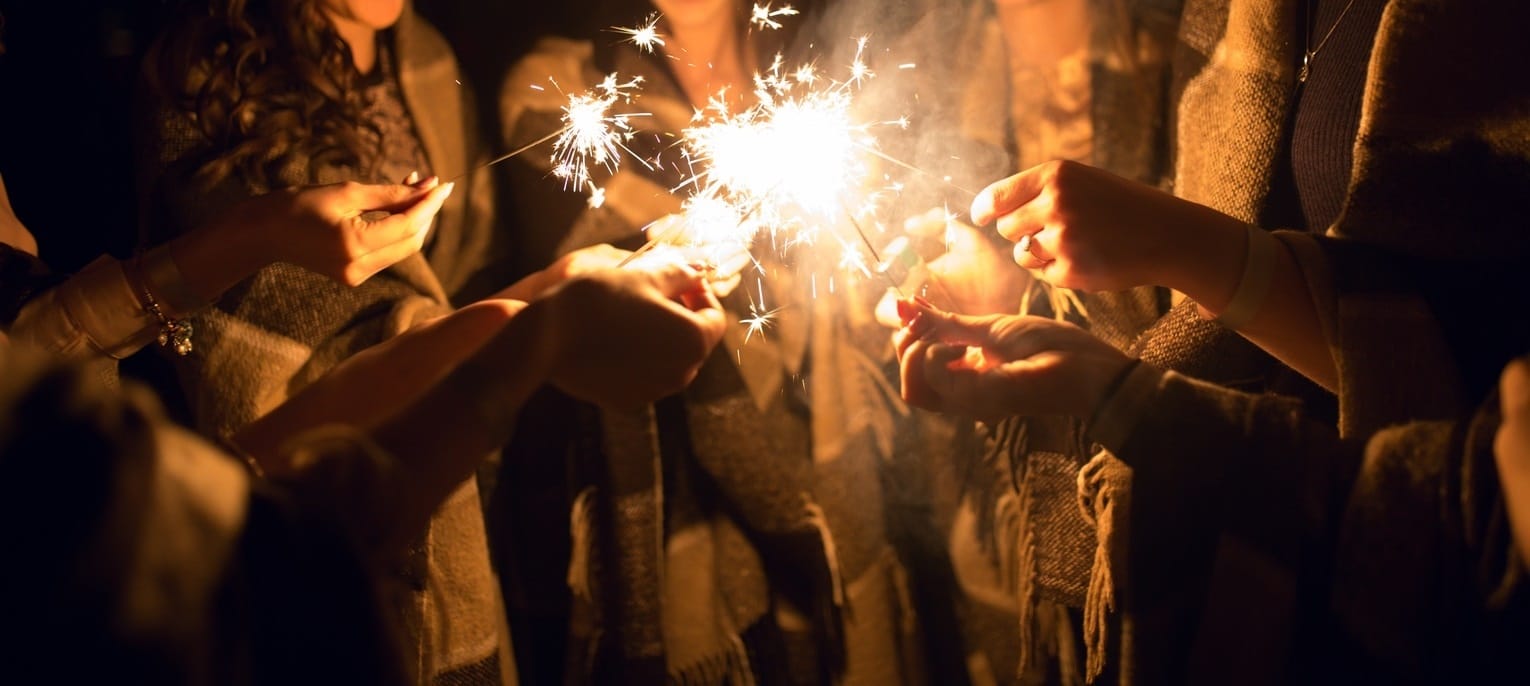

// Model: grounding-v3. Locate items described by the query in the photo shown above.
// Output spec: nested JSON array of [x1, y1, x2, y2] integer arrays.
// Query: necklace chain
[[1300, 0, 1359, 83]]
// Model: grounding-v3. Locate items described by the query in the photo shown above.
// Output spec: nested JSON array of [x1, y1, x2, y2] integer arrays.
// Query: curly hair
[[148, 0, 383, 191]]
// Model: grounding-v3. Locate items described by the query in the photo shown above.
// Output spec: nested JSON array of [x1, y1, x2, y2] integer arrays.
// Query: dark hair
[[147, 0, 382, 191]]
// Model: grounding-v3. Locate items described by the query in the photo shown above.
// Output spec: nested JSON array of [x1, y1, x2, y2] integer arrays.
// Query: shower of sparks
[[672, 38, 897, 255], [750, 3, 799, 31], [611, 12, 664, 53], [551, 73, 651, 191], [453, 75, 651, 190]]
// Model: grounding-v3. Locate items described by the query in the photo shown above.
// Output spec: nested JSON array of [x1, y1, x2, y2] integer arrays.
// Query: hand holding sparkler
[[910, 207, 1028, 315], [972, 160, 1248, 299], [539, 263, 726, 409], [211, 176, 454, 288], [892, 297, 1133, 420]]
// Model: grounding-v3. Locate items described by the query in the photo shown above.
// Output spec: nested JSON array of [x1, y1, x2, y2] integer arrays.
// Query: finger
[[971, 164, 1049, 226], [403, 170, 420, 186], [920, 343, 971, 411], [901, 301, 1004, 348], [1502, 357, 1530, 416], [1013, 234, 1054, 271], [357, 182, 452, 250], [340, 181, 433, 213], [899, 337, 940, 410], [644, 262, 707, 299], [345, 224, 429, 284]]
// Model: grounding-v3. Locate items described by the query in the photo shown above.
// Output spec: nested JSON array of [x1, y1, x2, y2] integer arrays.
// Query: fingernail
[[405, 170, 420, 185], [441, 182, 455, 195], [970, 191, 993, 226]]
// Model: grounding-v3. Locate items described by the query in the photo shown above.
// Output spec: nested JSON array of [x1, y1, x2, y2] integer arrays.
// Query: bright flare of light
[[551, 74, 647, 190], [750, 3, 799, 31], [686, 89, 862, 221], [611, 13, 664, 53]]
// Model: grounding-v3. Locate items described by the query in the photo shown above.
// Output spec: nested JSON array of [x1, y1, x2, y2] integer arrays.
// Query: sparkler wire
[[856, 143, 978, 199], [446, 126, 566, 184]]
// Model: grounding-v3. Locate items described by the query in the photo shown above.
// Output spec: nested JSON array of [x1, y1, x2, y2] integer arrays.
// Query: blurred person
[[496, 0, 956, 683], [0, 254, 726, 685], [139, 0, 638, 681], [898, 0, 1530, 681]]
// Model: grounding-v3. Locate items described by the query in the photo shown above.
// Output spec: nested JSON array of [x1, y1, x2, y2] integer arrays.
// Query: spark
[[551, 73, 651, 190], [898, 63, 916, 70], [848, 36, 873, 87], [750, 3, 799, 31], [611, 12, 664, 53], [587, 185, 607, 208], [740, 282, 784, 342], [451, 75, 650, 184]]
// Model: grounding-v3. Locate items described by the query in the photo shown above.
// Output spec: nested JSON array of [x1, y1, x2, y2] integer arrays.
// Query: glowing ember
[[750, 3, 799, 31], [611, 12, 664, 53]]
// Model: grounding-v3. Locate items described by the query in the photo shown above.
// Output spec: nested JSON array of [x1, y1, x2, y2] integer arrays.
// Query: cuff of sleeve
[[13, 256, 155, 360], [1087, 361, 1166, 452]]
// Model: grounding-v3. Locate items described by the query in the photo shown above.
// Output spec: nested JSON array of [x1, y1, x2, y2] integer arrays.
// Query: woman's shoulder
[[500, 36, 598, 116]]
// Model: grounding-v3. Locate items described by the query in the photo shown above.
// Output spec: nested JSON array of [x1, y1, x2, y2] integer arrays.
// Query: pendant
[[1298, 52, 1312, 83]]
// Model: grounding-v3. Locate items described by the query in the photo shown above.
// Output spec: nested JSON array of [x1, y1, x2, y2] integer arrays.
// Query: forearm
[[1170, 221, 1338, 391], [367, 300, 557, 541], [233, 299, 524, 471], [162, 212, 270, 316]]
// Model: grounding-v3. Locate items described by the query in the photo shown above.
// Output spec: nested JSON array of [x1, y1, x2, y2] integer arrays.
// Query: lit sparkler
[[551, 73, 650, 191], [450, 74, 650, 197], [750, 3, 799, 31]]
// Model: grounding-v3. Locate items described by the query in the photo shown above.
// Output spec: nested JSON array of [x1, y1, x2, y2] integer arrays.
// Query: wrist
[[1161, 208, 1249, 311], [171, 206, 271, 304]]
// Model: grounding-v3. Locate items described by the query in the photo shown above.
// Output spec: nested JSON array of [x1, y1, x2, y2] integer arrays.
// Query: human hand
[[892, 297, 1132, 420], [495, 243, 634, 302], [540, 262, 726, 408], [1495, 356, 1530, 569], [222, 176, 454, 286], [971, 160, 1246, 295], [908, 206, 1028, 316]]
